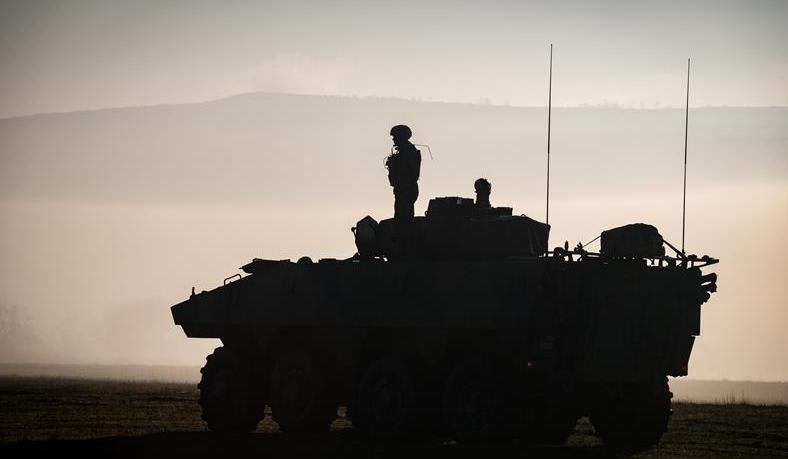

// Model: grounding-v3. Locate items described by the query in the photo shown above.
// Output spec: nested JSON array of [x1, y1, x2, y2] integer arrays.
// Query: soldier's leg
[[394, 188, 405, 219], [408, 183, 419, 218], [403, 199, 414, 219]]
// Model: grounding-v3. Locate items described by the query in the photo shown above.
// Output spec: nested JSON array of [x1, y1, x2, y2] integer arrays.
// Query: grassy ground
[[1, 376, 787, 458]]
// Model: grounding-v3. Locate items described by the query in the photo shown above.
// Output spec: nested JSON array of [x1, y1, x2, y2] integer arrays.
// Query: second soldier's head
[[475, 178, 492, 206], [390, 124, 412, 148]]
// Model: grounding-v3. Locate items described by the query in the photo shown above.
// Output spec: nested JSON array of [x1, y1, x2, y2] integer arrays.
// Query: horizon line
[[1, 362, 787, 384], [3, 91, 787, 121]]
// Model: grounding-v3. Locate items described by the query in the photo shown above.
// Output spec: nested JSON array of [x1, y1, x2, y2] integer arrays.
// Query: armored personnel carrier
[[171, 195, 718, 446]]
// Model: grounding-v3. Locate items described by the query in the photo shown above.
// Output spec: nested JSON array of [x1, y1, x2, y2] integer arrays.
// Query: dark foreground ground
[[1, 377, 787, 458]]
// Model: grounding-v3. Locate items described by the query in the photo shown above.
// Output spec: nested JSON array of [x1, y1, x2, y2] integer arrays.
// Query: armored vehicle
[[171, 196, 718, 446]]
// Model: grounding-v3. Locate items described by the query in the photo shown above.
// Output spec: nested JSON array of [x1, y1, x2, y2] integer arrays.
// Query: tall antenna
[[682, 58, 690, 254], [546, 43, 553, 226]]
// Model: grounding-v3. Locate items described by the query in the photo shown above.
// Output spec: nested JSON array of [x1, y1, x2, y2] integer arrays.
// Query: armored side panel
[[173, 258, 542, 332], [172, 256, 706, 381]]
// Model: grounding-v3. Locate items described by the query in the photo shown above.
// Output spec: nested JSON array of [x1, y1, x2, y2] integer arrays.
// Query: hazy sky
[[1, 0, 787, 117]]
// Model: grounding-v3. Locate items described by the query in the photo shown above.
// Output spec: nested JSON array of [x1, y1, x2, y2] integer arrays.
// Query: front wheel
[[269, 348, 337, 433], [198, 346, 266, 432]]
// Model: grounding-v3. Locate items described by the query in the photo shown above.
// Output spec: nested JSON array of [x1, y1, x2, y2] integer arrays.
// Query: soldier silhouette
[[474, 178, 492, 208], [386, 125, 421, 220]]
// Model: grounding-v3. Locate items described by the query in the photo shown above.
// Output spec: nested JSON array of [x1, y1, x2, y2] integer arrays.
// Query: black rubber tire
[[198, 346, 266, 432], [442, 359, 515, 442], [520, 384, 579, 445], [590, 377, 673, 447], [353, 358, 419, 439], [269, 348, 336, 433], [526, 405, 578, 445]]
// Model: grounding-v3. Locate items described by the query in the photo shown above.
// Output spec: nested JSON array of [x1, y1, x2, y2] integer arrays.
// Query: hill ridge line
[[2, 92, 785, 121]]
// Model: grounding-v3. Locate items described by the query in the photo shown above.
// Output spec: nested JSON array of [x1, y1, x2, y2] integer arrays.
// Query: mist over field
[[0, 93, 786, 381]]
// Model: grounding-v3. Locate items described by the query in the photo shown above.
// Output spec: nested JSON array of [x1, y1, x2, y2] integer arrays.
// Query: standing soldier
[[386, 125, 421, 220]]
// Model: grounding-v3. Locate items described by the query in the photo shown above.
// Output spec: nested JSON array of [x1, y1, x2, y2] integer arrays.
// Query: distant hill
[[1, 93, 785, 209]]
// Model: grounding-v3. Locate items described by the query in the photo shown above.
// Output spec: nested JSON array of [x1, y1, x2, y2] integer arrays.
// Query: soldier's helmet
[[390, 124, 412, 141], [474, 178, 492, 194]]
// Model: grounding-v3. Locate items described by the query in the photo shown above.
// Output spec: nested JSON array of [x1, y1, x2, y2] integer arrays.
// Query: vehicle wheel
[[353, 358, 418, 439], [442, 359, 514, 442], [269, 348, 336, 433], [198, 346, 266, 432], [590, 377, 672, 447], [526, 405, 578, 444]]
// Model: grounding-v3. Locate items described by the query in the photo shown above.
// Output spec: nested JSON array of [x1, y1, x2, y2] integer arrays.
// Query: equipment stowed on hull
[[600, 223, 665, 259]]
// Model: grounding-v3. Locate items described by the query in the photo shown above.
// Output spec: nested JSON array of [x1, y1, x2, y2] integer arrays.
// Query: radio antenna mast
[[546, 43, 553, 226], [681, 58, 690, 254]]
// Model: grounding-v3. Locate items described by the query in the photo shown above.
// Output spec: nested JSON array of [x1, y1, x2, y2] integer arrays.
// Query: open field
[[1, 377, 787, 458]]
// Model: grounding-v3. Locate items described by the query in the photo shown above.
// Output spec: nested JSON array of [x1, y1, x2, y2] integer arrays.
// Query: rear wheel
[[353, 358, 419, 439], [198, 346, 266, 432], [269, 348, 337, 433], [521, 384, 579, 445], [442, 358, 516, 442], [590, 377, 672, 447], [526, 404, 578, 444]]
